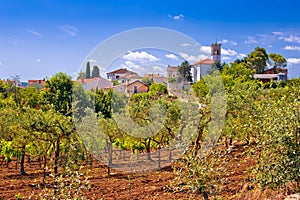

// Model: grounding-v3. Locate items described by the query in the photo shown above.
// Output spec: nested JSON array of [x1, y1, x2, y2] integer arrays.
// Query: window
[[133, 86, 138, 93]]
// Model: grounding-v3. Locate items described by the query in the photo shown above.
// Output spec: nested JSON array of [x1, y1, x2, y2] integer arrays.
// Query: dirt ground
[[0, 144, 293, 200]]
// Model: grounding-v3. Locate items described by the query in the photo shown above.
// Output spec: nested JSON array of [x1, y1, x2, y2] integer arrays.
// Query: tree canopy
[[178, 61, 193, 83], [92, 66, 100, 78]]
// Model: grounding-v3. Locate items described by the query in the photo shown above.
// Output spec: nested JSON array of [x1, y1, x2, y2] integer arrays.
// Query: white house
[[191, 42, 221, 82], [106, 68, 136, 82], [191, 58, 215, 82]]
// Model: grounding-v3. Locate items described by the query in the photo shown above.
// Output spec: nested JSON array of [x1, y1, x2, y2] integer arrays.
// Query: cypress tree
[[86, 62, 91, 79], [92, 66, 100, 78]]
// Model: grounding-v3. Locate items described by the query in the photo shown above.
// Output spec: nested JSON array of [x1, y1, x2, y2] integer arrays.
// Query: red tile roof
[[167, 66, 179, 72], [127, 80, 148, 87], [106, 68, 133, 74], [77, 77, 102, 84], [191, 58, 215, 66], [143, 73, 165, 78], [119, 72, 140, 79], [28, 80, 45, 85]]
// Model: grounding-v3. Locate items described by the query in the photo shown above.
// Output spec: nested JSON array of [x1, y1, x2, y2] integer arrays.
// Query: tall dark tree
[[178, 61, 193, 83], [86, 62, 91, 79], [92, 66, 100, 78]]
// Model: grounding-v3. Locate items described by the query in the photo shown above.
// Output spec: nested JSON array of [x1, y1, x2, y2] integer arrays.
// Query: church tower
[[211, 42, 221, 62]]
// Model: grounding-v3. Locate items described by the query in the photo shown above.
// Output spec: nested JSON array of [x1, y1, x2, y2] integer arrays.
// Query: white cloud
[[222, 56, 231, 61], [221, 39, 228, 44], [153, 66, 164, 72], [173, 14, 184, 20], [121, 61, 143, 71], [89, 59, 97, 63], [165, 54, 178, 60], [181, 43, 191, 47], [222, 48, 238, 56], [122, 51, 159, 63], [0, 61, 2, 65], [60, 25, 78, 37], [36, 59, 41, 62], [169, 14, 184, 20], [283, 45, 300, 51], [237, 53, 247, 59], [27, 29, 43, 38], [272, 31, 284, 36], [179, 52, 207, 63], [287, 58, 300, 65], [200, 46, 211, 54], [244, 36, 258, 44], [221, 39, 237, 46], [278, 35, 300, 43]]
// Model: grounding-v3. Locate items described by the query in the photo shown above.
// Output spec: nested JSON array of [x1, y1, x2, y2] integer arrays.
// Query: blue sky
[[1, 0, 300, 81]]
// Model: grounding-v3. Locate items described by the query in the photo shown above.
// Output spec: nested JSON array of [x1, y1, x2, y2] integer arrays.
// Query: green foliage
[[148, 83, 167, 96], [19, 87, 40, 108], [168, 76, 176, 83], [192, 78, 209, 99], [170, 150, 227, 198], [91, 65, 100, 78], [95, 88, 112, 118], [30, 82, 44, 90], [42, 72, 73, 115], [142, 77, 154, 85], [85, 62, 91, 79], [178, 61, 193, 83], [112, 80, 119, 86], [0, 59, 298, 198], [15, 193, 22, 200], [244, 46, 269, 73], [251, 87, 300, 189], [269, 53, 287, 73], [181, 54, 300, 196], [77, 71, 86, 80], [35, 167, 90, 200]]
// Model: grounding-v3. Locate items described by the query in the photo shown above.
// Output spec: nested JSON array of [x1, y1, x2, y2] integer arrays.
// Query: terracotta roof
[[143, 73, 165, 78], [119, 72, 141, 79], [167, 66, 179, 72], [127, 80, 148, 87], [106, 68, 133, 74], [81, 77, 113, 90], [191, 58, 215, 66], [76, 77, 102, 84]]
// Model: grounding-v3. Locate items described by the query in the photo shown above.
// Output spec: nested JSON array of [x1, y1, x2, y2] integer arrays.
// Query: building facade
[[192, 42, 221, 82]]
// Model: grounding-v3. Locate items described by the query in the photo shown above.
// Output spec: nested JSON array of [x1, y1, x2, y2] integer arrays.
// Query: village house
[[143, 73, 167, 84], [28, 79, 45, 86], [106, 68, 138, 82], [253, 60, 288, 83], [167, 66, 179, 79], [192, 42, 221, 82], [78, 77, 113, 90], [112, 80, 148, 97], [125, 80, 148, 96], [118, 72, 142, 84], [191, 58, 215, 82], [253, 73, 287, 83]]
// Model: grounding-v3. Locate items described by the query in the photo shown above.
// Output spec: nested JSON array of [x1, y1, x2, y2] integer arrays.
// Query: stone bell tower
[[211, 42, 221, 62]]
